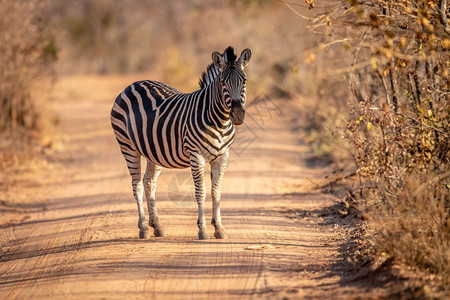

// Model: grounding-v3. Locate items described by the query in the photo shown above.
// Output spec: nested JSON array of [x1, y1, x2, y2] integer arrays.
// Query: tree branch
[[439, 0, 450, 34]]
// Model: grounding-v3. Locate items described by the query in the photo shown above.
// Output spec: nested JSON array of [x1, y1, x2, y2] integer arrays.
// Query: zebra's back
[[110, 80, 191, 168]]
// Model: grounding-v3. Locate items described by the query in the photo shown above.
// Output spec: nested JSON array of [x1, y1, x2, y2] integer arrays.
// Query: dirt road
[[0, 76, 366, 299]]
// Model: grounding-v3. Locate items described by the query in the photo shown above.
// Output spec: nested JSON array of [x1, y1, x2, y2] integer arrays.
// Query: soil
[[0, 75, 389, 299]]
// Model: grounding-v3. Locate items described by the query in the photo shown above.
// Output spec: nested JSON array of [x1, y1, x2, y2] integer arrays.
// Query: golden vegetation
[[0, 1, 56, 143], [307, 0, 449, 295], [0, 0, 58, 178]]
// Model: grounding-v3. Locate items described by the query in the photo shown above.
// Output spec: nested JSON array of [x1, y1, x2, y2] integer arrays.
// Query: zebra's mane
[[224, 46, 237, 64], [198, 47, 237, 89], [198, 63, 220, 89]]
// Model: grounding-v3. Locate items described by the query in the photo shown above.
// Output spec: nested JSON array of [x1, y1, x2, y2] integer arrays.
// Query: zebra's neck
[[200, 78, 231, 130]]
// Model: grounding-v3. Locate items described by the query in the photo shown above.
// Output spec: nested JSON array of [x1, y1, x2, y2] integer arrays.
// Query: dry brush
[[307, 0, 449, 294]]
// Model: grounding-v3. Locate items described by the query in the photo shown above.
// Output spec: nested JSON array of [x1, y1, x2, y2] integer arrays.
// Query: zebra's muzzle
[[230, 100, 245, 125]]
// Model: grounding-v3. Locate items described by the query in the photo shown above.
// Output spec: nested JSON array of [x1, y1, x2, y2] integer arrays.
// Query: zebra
[[110, 47, 252, 240]]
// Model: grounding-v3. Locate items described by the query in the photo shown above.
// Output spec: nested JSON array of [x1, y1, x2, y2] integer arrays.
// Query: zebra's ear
[[212, 51, 226, 71], [238, 48, 252, 68]]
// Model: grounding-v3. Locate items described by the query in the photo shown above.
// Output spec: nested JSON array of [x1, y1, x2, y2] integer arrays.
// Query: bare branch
[[439, 0, 450, 34], [283, 0, 312, 21]]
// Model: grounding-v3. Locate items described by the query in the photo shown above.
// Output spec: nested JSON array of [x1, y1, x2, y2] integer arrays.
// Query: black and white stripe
[[111, 47, 252, 240]]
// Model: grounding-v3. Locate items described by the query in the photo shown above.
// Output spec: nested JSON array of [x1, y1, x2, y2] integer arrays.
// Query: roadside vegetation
[[0, 0, 57, 185], [305, 0, 449, 297]]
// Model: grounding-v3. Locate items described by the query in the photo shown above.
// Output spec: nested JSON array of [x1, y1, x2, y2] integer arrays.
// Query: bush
[[0, 0, 56, 143], [308, 0, 450, 292]]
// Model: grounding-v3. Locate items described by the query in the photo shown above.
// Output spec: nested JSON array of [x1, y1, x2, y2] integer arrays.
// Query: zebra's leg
[[121, 149, 149, 239], [190, 153, 209, 240], [210, 151, 228, 239], [143, 161, 165, 237]]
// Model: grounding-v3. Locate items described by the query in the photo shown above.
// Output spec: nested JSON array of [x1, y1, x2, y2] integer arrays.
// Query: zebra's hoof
[[198, 230, 210, 240], [214, 228, 227, 239], [139, 228, 150, 239], [154, 226, 166, 237]]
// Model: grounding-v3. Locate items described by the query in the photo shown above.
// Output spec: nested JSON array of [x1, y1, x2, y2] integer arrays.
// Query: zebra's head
[[212, 47, 252, 125]]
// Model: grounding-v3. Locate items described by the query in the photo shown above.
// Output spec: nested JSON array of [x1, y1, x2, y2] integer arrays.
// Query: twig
[[395, 112, 448, 135], [318, 60, 373, 76], [439, 0, 450, 34], [283, 0, 312, 21]]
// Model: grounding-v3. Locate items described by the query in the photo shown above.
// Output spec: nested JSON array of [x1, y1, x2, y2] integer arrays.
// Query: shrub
[[0, 0, 56, 143], [308, 0, 449, 292]]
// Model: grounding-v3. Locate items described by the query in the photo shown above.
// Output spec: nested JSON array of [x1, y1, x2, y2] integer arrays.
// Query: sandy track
[[0, 76, 362, 299]]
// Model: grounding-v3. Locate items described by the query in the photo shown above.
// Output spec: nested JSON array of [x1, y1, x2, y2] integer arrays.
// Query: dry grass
[[362, 173, 449, 289]]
